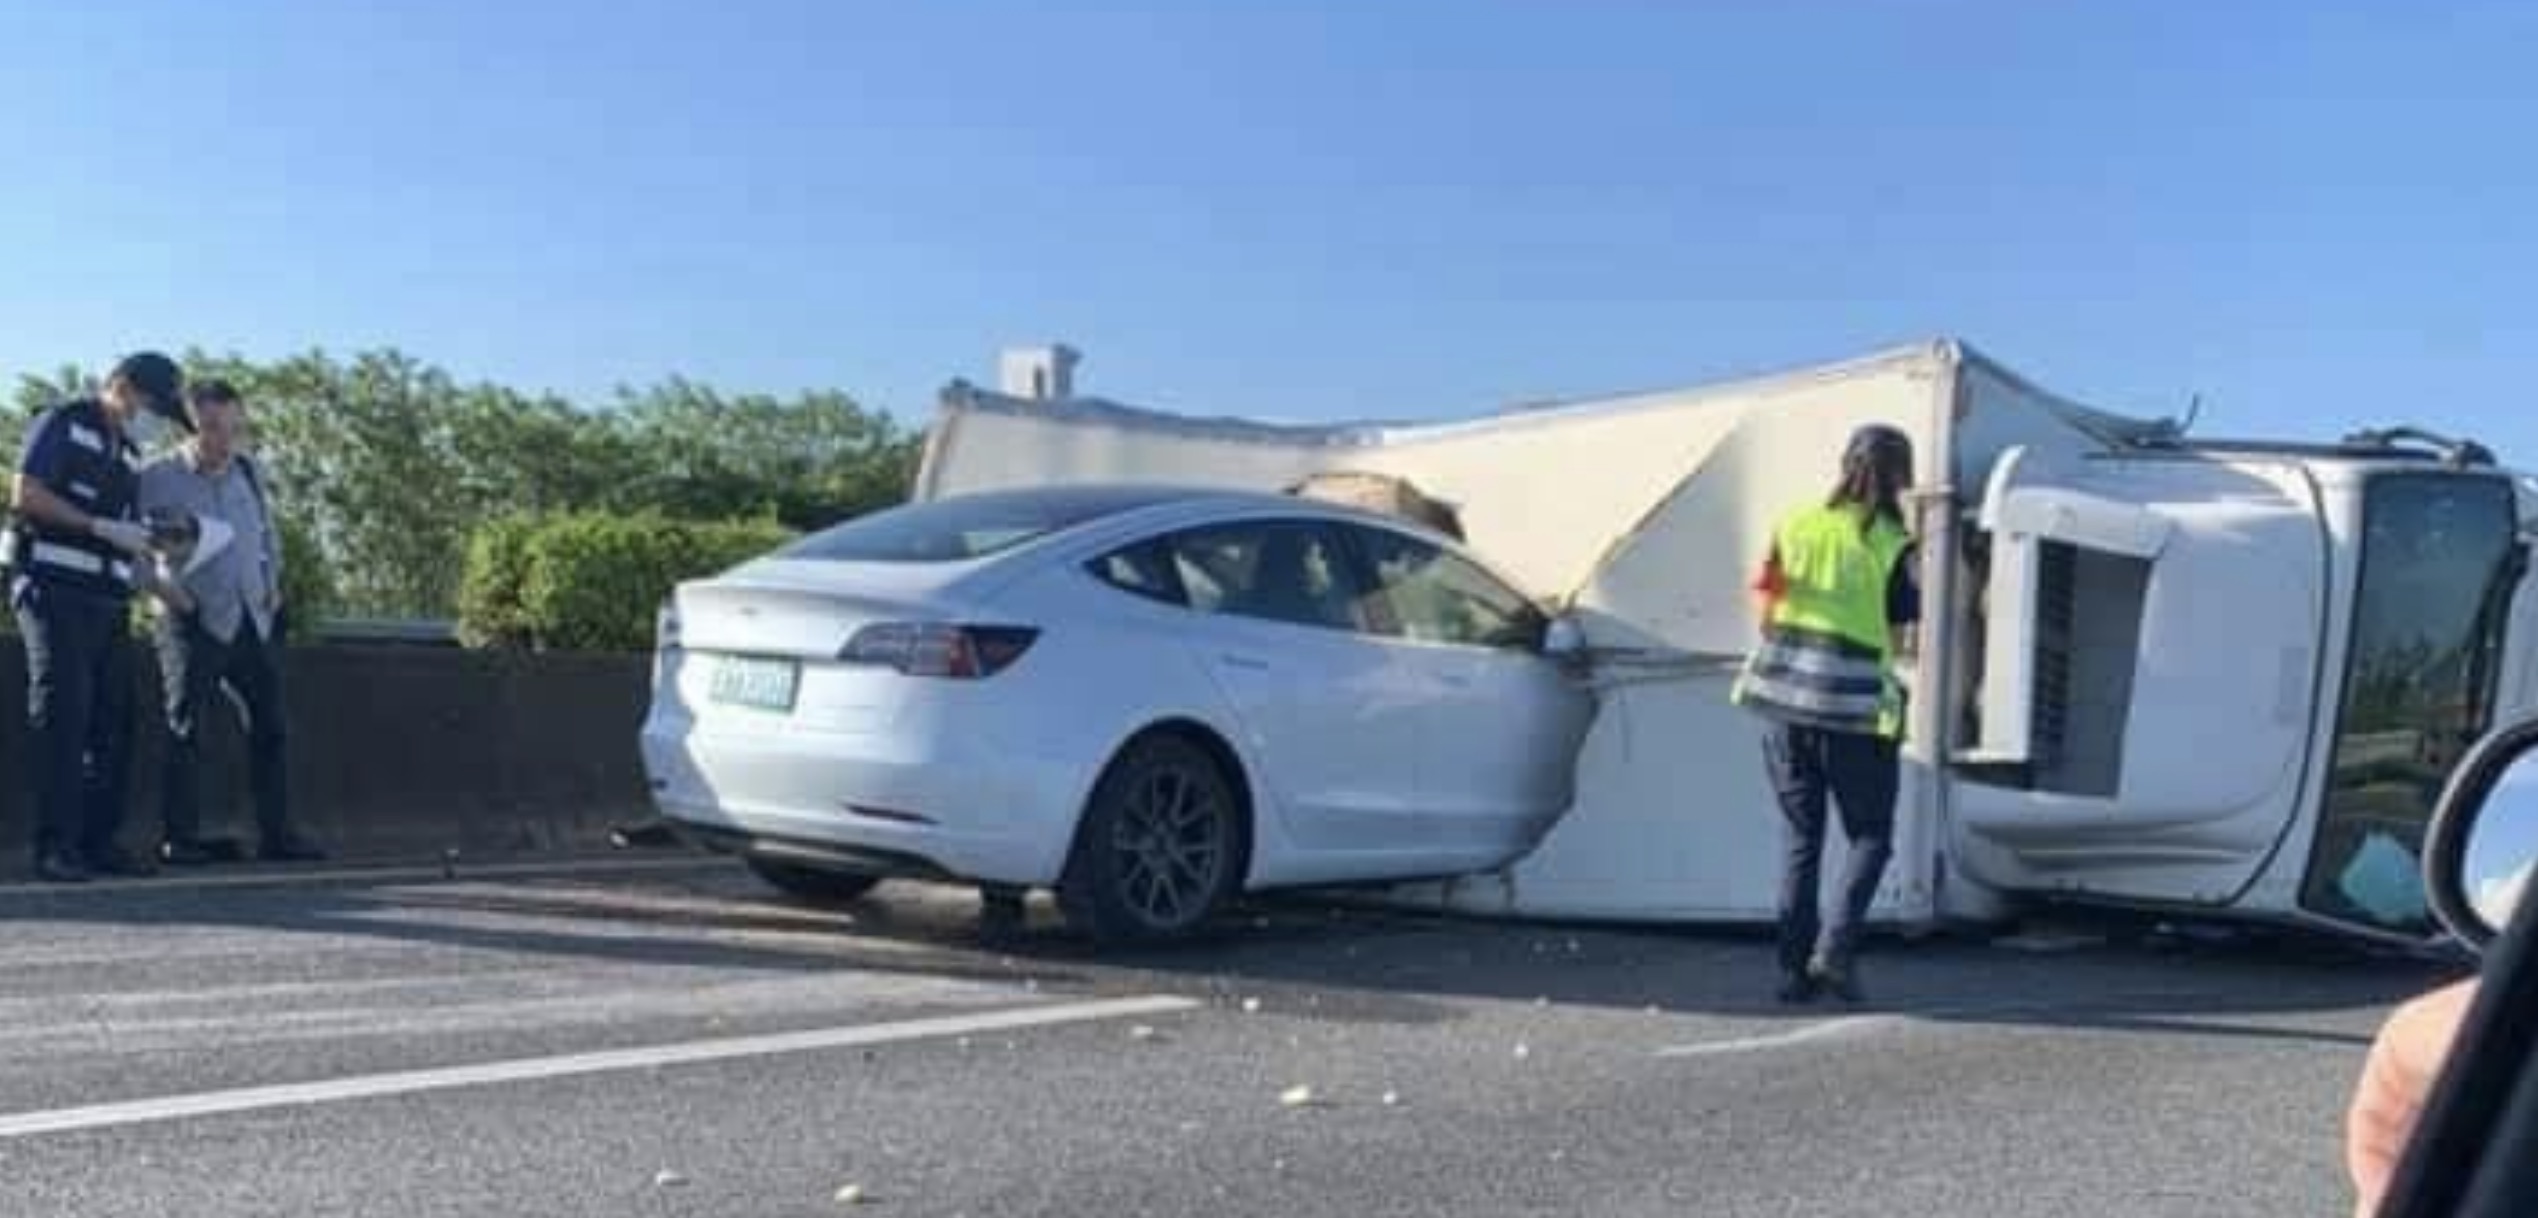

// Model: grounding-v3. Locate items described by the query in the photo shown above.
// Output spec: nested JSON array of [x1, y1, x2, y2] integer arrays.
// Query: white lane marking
[[0, 856, 721, 898], [0, 994, 1197, 1140], [1654, 1015, 1897, 1058]]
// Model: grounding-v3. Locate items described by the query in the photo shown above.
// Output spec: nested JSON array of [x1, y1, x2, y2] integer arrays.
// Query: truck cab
[[1946, 429, 2536, 941]]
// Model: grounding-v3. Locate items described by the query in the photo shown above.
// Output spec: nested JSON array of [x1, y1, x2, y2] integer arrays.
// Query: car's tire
[[1059, 733, 1246, 946], [745, 857, 885, 905]]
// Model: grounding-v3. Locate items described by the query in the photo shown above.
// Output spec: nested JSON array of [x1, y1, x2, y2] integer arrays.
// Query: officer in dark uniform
[[7, 351, 188, 882]]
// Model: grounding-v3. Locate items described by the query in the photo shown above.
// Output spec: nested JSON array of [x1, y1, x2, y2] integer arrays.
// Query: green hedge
[[459, 513, 792, 652], [276, 516, 336, 642]]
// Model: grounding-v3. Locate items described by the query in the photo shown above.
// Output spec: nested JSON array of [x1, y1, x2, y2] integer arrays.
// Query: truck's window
[[2305, 473, 2526, 934]]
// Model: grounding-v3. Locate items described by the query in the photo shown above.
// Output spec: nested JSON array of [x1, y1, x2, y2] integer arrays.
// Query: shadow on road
[[4, 859, 2463, 1039]]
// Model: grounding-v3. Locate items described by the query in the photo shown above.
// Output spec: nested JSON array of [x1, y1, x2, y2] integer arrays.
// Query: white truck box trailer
[[916, 339, 2538, 944]]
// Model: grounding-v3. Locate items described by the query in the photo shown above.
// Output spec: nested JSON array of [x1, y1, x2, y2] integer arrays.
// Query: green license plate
[[708, 655, 800, 712]]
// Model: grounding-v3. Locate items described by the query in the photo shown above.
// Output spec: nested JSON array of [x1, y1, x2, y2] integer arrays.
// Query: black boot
[[33, 850, 91, 884], [160, 837, 241, 867], [1776, 970, 1821, 1005], [1808, 955, 1866, 1006]]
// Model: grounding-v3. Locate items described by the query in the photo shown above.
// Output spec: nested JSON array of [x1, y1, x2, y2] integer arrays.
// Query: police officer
[[7, 352, 190, 882], [1731, 423, 1921, 1004]]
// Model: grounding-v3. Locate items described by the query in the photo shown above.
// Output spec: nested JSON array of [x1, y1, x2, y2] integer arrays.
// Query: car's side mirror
[[1540, 614, 1588, 660], [2425, 715, 2538, 953]]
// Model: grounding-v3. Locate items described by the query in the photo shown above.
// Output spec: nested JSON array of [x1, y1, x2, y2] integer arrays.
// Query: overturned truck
[[918, 340, 2538, 944]]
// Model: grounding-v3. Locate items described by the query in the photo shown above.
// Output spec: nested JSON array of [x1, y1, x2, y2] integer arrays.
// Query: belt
[[27, 540, 135, 584]]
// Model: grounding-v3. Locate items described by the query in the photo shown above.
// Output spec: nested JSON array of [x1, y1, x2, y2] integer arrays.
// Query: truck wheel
[[746, 858, 884, 905], [1059, 734, 1243, 945]]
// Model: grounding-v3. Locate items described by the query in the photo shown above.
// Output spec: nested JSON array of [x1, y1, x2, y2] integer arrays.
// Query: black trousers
[[157, 613, 292, 844], [1763, 720, 1900, 976], [13, 582, 135, 863]]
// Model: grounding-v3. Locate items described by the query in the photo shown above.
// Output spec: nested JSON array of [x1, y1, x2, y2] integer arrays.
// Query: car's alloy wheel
[[1061, 734, 1243, 944]]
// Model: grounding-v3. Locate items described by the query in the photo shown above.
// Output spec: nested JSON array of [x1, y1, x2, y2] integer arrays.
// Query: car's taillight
[[840, 624, 1039, 678]]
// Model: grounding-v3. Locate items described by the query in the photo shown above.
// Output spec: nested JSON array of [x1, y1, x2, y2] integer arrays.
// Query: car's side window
[[1349, 525, 1546, 651], [1088, 539, 1187, 606], [1160, 520, 1377, 634]]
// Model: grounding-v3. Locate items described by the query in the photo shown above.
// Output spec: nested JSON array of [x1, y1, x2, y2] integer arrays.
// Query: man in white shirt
[[136, 379, 324, 865]]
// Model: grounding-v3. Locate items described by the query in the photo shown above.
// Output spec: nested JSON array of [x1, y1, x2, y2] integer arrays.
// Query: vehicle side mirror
[[1541, 615, 1588, 663], [2425, 716, 2538, 953]]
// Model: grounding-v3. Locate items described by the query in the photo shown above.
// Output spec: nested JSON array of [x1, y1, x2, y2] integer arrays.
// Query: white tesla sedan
[[639, 484, 1598, 943]]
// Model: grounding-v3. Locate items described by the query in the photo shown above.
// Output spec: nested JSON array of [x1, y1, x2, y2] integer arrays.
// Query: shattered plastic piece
[[653, 1170, 690, 1189], [1513, 1043, 1532, 1061], [1241, 997, 1263, 1014], [1381, 1090, 1401, 1107], [1130, 1025, 1159, 1042], [1279, 1085, 1318, 1108], [834, 1183, 868, 1206]]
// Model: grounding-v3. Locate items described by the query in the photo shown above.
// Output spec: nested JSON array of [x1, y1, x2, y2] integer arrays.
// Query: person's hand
[[2348, 977, 2480, 1216], [88, 517, 153, 555]]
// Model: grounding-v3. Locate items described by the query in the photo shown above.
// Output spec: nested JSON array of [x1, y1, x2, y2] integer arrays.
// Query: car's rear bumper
[[638, 711, 1089, 887]]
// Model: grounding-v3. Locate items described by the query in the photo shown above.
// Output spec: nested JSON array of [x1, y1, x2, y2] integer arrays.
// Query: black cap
[[109, 350, 191, 432]]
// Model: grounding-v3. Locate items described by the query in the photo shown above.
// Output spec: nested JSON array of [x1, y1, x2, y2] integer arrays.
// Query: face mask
[[127, 405, 178, 450]]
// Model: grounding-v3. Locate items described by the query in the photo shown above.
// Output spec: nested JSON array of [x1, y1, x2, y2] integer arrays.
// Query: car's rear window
[[777, 486, 1195, 563]]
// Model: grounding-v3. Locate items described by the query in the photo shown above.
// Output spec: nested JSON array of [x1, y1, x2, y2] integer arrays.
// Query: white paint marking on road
[[1654, 1015, 1897, 1058], [0, 855, 721, 898], [0, 994, 1198, 1141]]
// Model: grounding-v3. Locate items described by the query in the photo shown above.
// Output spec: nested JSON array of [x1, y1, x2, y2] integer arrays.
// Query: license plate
[[708, 655, 800, 712]]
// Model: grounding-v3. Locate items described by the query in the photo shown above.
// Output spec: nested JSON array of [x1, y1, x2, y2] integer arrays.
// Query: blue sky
[[3, 1, 2533, 457]]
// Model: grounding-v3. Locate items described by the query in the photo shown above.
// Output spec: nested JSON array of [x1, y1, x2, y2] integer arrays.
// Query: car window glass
[[1089, 540, 1186, 606], [1163, 521, 1373, 633], [780, 487, 1189, 563], [1352, 527, 1543, 650]]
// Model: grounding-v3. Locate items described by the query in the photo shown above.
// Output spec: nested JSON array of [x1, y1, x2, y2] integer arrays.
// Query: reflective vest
[[3, 399, 143, 601], [1731, 503, 1913, 738]]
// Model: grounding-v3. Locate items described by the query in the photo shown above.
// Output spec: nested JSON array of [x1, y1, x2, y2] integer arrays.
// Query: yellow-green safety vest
[[1731, 503, 1913, 739]]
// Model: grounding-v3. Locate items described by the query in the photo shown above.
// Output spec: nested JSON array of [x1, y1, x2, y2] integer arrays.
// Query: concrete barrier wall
[[0, 635, 655, 864]]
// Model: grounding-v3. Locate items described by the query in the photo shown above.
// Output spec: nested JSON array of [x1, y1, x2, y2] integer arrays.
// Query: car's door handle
[[1219, 654, 1271, 672]]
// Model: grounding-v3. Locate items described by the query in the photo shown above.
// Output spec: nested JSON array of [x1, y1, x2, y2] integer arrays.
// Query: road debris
[[1279, 1085, 1320, 1109], [653, 1170, 690, 1189], [834, 1183, 869, 1206]]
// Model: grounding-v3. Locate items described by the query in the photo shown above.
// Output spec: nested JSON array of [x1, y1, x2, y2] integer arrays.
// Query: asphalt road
[[0, 859, 2454, 1217]]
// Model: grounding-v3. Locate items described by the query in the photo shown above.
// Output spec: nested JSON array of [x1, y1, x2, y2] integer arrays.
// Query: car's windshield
[[776, 487, 1191, 564], [2305, 473, 2525, 933]]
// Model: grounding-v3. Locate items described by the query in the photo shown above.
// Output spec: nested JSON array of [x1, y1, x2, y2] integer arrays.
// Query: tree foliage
[[461, 512, 795, 653], [8, 349, 921, 619]]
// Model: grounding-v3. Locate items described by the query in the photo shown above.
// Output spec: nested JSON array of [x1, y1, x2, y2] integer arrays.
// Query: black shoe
[[84, 847, 158, 879], [1776, 971, 1820, 1005], [1808, 958, 1865, 1006], [259, 833, 328, 863], [159, 838, 239, 867], [33, 851, 91, 884]]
